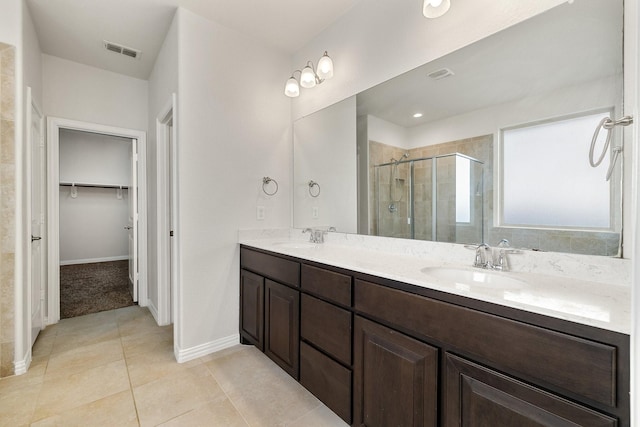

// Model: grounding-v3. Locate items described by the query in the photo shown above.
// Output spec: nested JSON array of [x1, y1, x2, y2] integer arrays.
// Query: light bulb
[[300, 65, 317, 88], [317, 52, 334, 80], [423, 0, 450, 18], [284, 77, 300, 97]]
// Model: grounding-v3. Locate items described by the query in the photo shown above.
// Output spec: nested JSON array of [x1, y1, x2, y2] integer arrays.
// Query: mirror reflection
[[293, 0, 624, 256]]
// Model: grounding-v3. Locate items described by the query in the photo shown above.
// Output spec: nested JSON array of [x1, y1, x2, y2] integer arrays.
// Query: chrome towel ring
[[262, 177, 278, 196], [589, 115, 633, 181], [308, 180, 321, 197]]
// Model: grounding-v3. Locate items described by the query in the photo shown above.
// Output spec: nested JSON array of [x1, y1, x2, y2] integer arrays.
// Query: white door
[[30, 103, 45, 346], [128, 139, 139, 302]]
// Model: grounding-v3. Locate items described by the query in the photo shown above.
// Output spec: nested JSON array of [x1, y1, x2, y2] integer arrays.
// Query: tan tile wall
[[0, 43, 16, 377], [369, 135, 620, 255]]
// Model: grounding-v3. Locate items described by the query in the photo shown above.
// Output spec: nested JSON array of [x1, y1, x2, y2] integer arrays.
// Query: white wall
[[147, 11, 178, 319], [58, 130, 130, 264], [367, 115, 408, 148], [292, 0, 565, 120], [293, 96, 357, 233], [42, 54, 148, 131], [0, 0, 19, 46], [175, 8, 291, 354]]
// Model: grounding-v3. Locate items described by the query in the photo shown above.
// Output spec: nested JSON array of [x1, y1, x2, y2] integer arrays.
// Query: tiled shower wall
[[369, 135, 620, 256], [0, 43, 16, 377]]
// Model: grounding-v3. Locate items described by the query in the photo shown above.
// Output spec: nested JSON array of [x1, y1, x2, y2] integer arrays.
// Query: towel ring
[[308, 180, 321, 198], [589, 115, 633, 181], [262, 177, 278, 196]]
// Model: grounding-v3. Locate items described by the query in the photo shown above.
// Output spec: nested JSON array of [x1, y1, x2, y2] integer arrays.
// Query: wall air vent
[[427, 68, 454, 80], [103, 40, 142, 60]]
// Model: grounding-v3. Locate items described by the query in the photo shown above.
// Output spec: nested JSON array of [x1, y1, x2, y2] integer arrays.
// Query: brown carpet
[[60, 260, 135, 319]]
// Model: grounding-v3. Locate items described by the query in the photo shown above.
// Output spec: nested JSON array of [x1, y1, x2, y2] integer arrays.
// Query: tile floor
[[0, 306, 349, 426]]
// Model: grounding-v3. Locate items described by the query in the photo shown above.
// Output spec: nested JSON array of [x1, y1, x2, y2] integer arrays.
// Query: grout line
[[120, 313, 142, 427], [202, 357, 252, 427]]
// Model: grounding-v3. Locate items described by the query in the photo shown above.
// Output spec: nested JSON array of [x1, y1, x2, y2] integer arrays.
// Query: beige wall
[[0, 43, 16, 377]]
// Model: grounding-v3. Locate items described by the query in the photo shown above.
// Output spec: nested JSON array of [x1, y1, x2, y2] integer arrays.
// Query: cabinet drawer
[[444, 353, 617, 426], [301, 264, 351, 306], [355, 279, 617, 407], [300, 342, 352, 424], [301, 294, 352, 365], [241, 247, 300, 287]]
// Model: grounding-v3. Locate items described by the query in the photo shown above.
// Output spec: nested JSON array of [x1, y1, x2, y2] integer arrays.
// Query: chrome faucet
[[472, 239, 519, 271], [473, 243, 493, 269], [303, 228, 327, 244]]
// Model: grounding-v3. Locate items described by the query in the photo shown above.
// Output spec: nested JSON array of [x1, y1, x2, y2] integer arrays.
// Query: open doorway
[[46, 118, 147, 325], [57, 129, 135, 318]]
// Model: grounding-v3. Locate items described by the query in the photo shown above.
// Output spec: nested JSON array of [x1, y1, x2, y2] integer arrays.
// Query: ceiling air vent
[[427, 68, 454, 80], [103, 40, 142, 60]]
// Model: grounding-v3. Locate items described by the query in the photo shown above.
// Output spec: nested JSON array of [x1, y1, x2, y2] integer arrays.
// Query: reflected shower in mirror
[[293, 0, 624, 256]]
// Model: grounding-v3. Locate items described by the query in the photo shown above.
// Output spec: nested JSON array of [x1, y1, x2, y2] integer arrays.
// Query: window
[[501, 111, 612, 229]]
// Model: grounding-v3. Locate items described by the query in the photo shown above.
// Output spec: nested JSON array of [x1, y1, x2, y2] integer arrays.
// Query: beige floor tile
[[118, 312, 164, 337], [33, 359, 130, 421], [50, 321, 120, 354], [0, 380, 41, 427], [32, 334, 55, 358], [30, 390, 138, 427], [0, 355, 47, 393], [158, 398, 249, 427], [133, 363, 227, 427], [45, 338, 123, 378], [121, 328, 173, 359], [114, 305, 149, 323], [287, 404, 349, 427], [125, 343, 197, 387], [54, 310, 118, 336], [206, 346, 321, 427]]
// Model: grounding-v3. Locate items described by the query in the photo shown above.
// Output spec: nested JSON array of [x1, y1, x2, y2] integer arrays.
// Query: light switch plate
[[257, 206, 265, 220], [312, 207, 319, 219]]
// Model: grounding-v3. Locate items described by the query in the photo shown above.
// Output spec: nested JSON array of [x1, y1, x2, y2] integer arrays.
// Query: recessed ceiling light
[[413, 113, 423, 118]]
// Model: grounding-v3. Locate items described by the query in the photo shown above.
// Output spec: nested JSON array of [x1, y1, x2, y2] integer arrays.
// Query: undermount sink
[[272, 241, 317, 249], [420, 267, 527, 290]]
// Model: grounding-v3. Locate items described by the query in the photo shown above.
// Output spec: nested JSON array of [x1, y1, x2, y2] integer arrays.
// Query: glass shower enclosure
[[373, 153, 484, 244]]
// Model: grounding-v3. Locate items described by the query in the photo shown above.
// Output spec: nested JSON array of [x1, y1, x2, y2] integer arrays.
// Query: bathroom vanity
[[239, 239, 630, 426]]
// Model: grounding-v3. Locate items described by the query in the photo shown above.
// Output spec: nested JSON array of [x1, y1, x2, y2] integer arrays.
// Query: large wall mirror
[[293, 0, 624, 257]]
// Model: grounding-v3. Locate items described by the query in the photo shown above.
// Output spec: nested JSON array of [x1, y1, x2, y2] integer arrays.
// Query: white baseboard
[[14, 351, 31, 376], [60, 255, 128, 266], [147, 300, 160, 324], [174, 334, 240, 364]]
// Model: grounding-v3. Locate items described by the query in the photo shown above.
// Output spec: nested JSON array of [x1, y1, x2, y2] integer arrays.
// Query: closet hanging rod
[[59, 181, 130, 189]]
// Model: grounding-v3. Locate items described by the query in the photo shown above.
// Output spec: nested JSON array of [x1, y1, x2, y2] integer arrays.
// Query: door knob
[[31, 235, 42, 242], [124, 226, 132, 230]]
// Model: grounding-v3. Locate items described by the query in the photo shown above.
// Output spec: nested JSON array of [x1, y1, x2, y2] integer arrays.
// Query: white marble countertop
[[239, 230, 631, 335]]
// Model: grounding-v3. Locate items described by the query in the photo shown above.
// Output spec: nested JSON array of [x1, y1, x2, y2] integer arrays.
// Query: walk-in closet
[[58, 129, 135, 318]]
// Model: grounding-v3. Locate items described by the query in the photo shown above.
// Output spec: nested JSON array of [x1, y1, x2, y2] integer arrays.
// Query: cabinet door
[[240, 269, 264, 351], [354, 316, 438, 427], [265, 280, 300, 379], [444, 353, 617, 427]]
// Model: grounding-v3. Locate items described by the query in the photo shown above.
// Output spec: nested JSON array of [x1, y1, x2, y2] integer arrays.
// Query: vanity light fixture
[[284, 51, 334, 97], [423, 0, 450, 18]]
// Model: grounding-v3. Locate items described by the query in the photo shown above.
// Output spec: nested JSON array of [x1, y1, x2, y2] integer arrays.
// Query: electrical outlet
[[312, 207, 319, 219], [257, 206, 265, 220]]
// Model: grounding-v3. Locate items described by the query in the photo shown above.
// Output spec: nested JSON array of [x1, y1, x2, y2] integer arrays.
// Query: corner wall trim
[[174, 334, 240, 364], [14, 352, 31, 376]]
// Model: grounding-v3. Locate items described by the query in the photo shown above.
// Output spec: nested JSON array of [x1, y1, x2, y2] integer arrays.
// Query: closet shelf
[[59, 181, 130, 189]]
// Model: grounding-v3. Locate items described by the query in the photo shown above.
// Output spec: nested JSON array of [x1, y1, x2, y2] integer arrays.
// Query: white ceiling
[[26, 0, 361, 80], [357, 0, 623, 128]]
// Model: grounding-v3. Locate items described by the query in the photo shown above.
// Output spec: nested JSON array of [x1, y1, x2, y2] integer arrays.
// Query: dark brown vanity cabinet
[[240, 248, 300, 379], [239, 246, 630, 426], [239, 269, 264, 350], [353, 316, 438, 427], [299, 264, 353, 424], [444, 354, 617, 427]]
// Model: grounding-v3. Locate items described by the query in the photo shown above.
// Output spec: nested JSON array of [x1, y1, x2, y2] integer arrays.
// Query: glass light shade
[[423, 0, 450, 18], [317, 52, 334, 80], [284, 77, 300, 97], [300, 65, 317, 88]]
